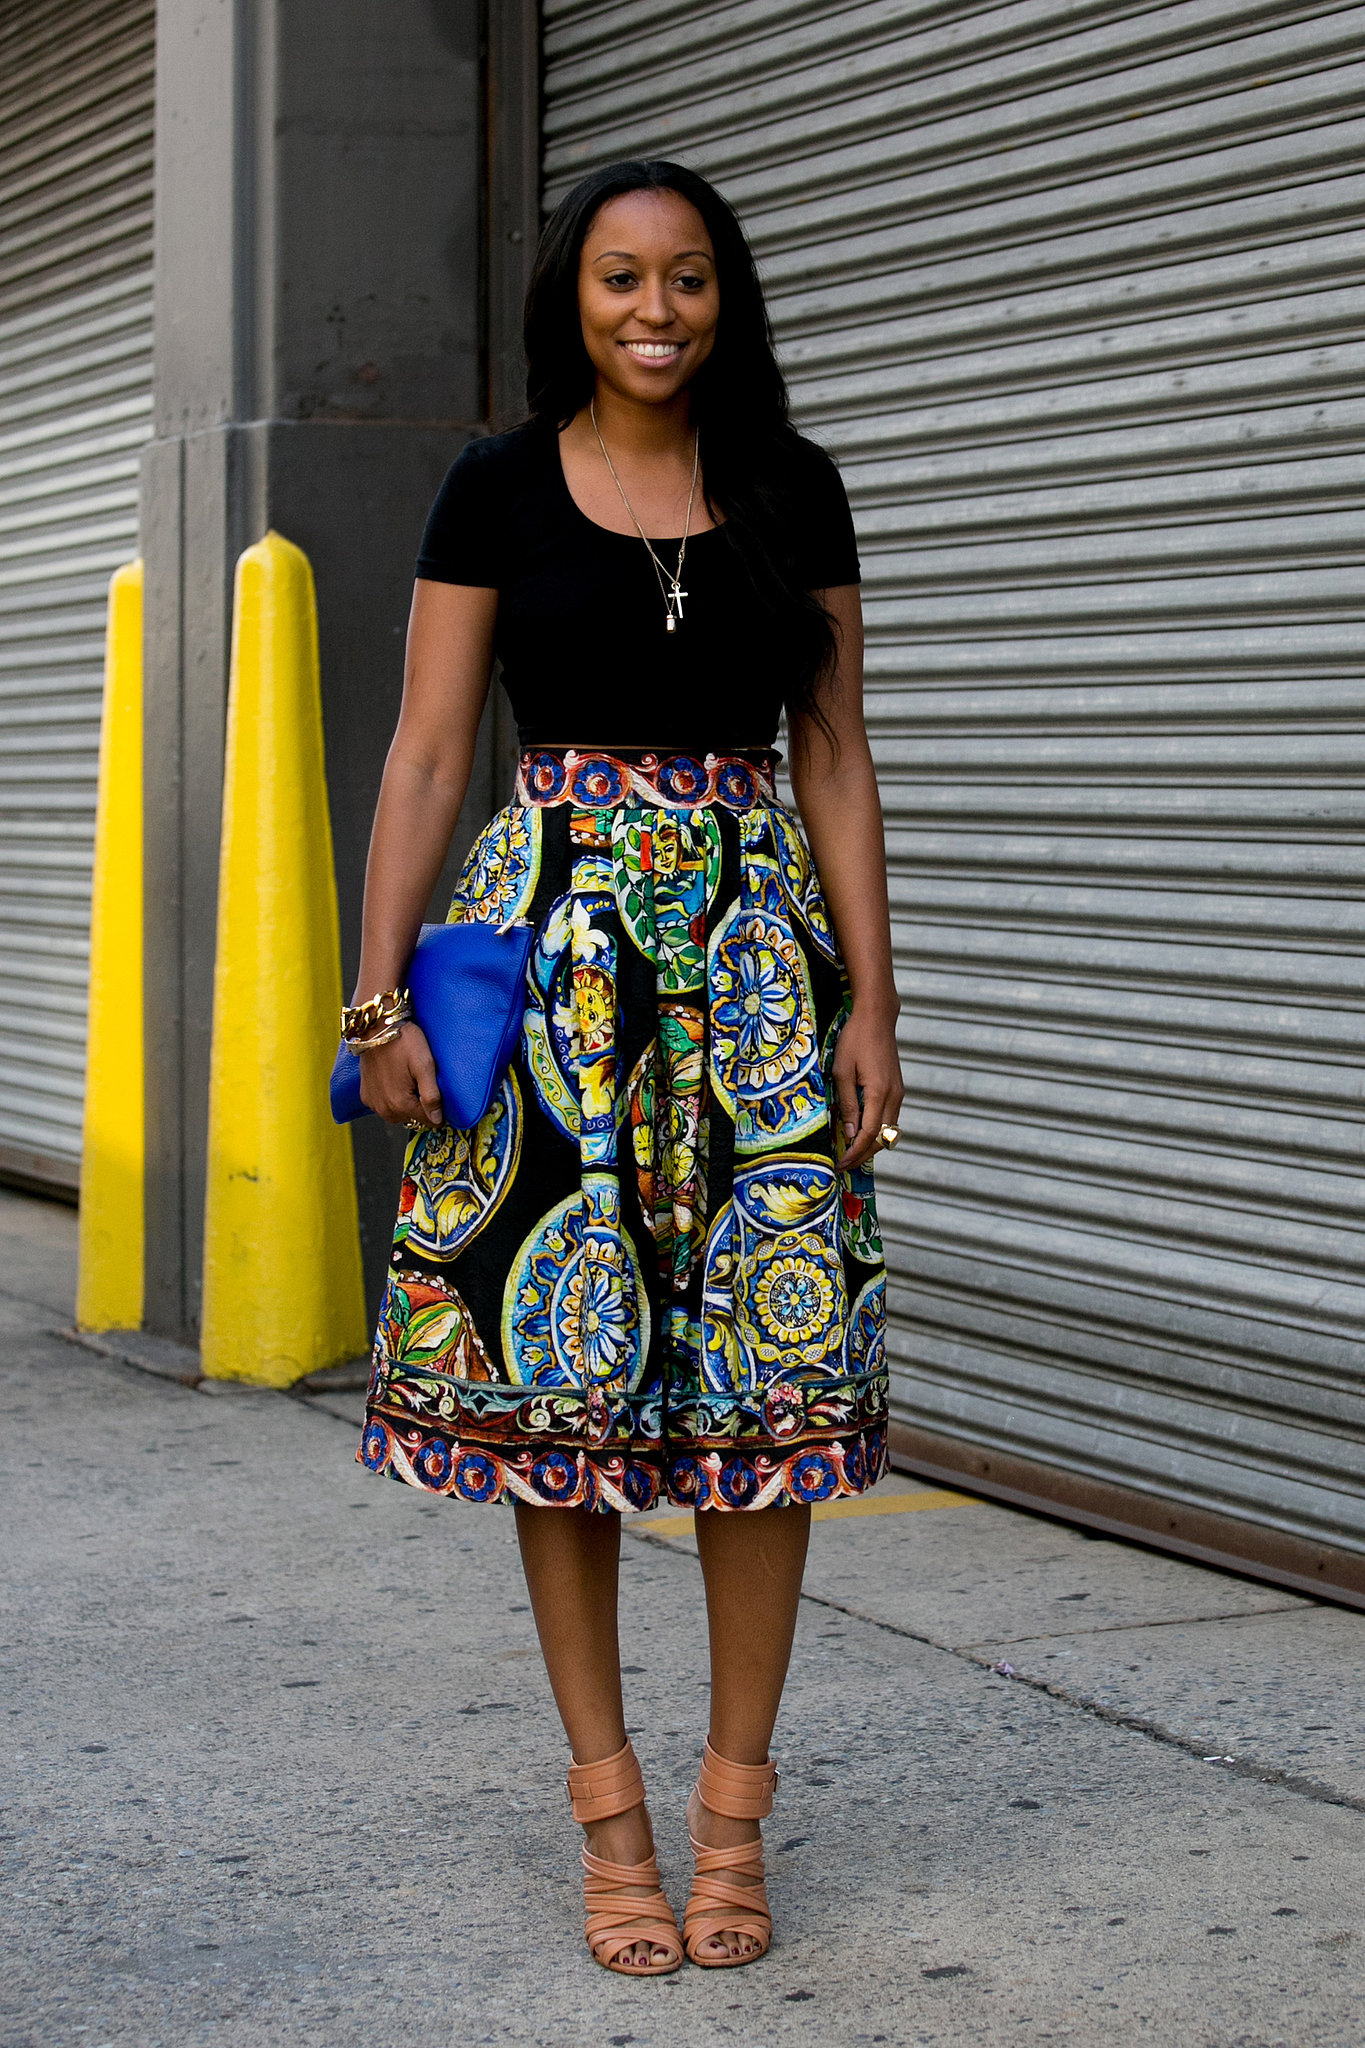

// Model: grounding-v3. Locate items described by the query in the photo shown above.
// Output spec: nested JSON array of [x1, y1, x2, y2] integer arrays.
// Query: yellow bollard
[[200, 531, 367, 1384], [76, 560, 145, 1331]]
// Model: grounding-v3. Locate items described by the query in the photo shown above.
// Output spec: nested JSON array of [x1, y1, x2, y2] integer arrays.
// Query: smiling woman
[[345, 159, 902, 1980], [523, 162, 842, 730]]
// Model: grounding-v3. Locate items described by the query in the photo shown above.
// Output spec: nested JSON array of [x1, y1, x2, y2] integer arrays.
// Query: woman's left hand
[[832, 1001, 904, 1173]]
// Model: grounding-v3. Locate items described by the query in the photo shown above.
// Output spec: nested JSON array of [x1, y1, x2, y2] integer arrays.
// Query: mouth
[[619, 339, 686, 363]]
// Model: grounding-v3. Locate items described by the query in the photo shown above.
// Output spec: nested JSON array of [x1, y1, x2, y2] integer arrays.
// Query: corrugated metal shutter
[[543, 1, 1365, 1559], [0, 0, 154, 1191]]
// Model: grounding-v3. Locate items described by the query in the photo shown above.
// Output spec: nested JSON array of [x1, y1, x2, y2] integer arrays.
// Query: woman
[[350, 160, 903, 1976]]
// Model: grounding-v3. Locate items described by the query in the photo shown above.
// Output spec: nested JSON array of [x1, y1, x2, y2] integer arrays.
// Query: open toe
[[683, 1741, 776, 1969], [568, 1741, 683, 1977]]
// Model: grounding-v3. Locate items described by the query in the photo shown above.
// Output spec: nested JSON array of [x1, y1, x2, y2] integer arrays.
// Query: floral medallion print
[[521, 860, 624, 1155], [501, 1172, 651, 1391], [521, 890, 578, 1140], [700, 1157, 846, 1390], [360, 750, 887, 1513], [698, 1197, 742, 1391], [762, 803, 839, 962], [708, 859, 826, 1152], [845, 1273, 886, 1377], [447, 803, 540, 926], [746, 1243, 842, 1358], [394, 1073, 521, 1262]]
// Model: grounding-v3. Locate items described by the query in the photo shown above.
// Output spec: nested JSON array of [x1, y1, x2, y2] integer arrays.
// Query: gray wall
[[142, 0, 500, 1341]]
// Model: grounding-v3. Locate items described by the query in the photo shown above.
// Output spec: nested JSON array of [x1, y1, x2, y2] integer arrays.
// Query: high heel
[[566, 1739, 683, 1976], [683, 1739, 777, 1967]]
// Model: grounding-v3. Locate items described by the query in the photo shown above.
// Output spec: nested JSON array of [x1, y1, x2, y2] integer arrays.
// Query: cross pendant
[[668, 587, 687, 622]]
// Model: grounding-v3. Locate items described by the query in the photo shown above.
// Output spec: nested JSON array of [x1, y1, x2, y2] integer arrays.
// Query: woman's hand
[[357, 1021, 444, 1129], [832, 1001, 903, 1173]]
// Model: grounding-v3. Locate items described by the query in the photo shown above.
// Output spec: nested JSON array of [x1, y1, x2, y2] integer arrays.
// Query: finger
[[408, 1042, 443, 1126], [832, 1056, 861, 1153], [841, 1085, 890, 1173]]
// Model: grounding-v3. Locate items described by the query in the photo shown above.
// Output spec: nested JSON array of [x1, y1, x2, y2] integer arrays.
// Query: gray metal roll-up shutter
[[0, 0, 154, 1192], [543, 1, 1365, 1580]]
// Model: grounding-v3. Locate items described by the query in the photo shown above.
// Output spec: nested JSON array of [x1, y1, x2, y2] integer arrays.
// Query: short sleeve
[[794, 439, 861, 589], [415, 437, 503, 587]]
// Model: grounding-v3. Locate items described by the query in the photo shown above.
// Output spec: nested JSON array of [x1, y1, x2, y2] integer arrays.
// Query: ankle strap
[[566, 1739, 645, 1824], [696, 1739, 778, 1820]]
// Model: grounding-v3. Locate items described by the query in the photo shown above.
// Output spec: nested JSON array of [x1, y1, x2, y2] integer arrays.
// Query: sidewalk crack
[[958, 1601, 1309, 1648], [789, 1582, 1365, 1818]]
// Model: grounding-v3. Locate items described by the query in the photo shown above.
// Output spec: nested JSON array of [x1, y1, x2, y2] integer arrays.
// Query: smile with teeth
[[621, 340, 685, 360]]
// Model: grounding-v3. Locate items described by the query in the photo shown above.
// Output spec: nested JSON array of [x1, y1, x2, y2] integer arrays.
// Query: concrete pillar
[[141, 0, 524, 1342]]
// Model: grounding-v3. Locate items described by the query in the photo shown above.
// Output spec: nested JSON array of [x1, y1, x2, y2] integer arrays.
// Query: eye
[[602, 269, 637, 290], [675, 272, 709, 292]]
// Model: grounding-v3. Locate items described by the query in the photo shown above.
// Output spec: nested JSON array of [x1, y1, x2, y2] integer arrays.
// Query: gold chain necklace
[[589, 399, 700, 632]]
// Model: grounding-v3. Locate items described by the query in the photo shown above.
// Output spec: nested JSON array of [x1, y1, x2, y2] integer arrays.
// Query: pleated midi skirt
[[359, 745, 889, 1513]]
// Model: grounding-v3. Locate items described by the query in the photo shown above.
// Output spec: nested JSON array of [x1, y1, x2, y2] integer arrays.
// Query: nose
[[635, 274, 672, 327]]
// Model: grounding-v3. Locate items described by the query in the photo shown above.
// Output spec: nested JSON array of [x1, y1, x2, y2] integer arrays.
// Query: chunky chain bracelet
[[341, 986, 410, 1042]]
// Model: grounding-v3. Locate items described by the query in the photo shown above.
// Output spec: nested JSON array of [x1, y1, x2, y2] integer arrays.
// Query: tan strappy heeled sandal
[[683, 1739, 778, 1967], [566, 1739, 683, 1977]]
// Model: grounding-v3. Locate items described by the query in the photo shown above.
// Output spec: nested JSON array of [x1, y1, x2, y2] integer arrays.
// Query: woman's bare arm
[[353, 579, 498, 1125], [789, 584, 903, 1172]]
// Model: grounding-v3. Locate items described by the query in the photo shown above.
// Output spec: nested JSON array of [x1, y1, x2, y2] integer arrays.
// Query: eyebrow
[[590, 248, 714, 263]]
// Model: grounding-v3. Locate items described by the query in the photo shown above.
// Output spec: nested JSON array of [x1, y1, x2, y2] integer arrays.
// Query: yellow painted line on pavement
[[814, 1487, 977, 1520], [639, 1487, 977, 1538]]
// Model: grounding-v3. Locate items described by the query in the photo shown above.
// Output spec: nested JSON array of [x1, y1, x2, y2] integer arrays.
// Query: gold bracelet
[[347, 1018, 408, 1053], [341, 986, 409, 1040]]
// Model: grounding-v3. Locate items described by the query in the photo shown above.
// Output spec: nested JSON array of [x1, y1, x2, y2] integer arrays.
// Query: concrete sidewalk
[[2, 1186, 1363, 2047]]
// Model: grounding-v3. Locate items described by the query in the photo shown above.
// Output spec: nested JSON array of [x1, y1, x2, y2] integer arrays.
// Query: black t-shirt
[[415, 421, 860, 749]]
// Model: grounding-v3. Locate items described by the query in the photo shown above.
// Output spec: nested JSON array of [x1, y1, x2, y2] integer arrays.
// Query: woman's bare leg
[[513, 1501, 668, 1967], [690, 1503, 812, 1960]]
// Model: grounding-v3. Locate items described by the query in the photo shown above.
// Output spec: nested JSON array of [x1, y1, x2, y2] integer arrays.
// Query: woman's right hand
[[357, 1021, 444, 1128]]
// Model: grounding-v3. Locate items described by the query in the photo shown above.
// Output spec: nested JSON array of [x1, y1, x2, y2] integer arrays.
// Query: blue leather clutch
[[329, 919, 534, 1131]]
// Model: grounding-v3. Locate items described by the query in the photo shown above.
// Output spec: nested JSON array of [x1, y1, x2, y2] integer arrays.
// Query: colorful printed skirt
[[358, 745, 888, 1513]]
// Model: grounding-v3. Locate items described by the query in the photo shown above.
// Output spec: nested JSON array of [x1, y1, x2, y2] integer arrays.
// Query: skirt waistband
[[516, 746, 778, 812]]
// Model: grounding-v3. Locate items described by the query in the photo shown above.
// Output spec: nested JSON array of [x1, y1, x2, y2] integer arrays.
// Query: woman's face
[[577, 189, 719, 407]]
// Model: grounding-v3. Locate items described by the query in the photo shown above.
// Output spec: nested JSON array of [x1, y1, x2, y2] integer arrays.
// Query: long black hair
[[523, 159, 839, 735]]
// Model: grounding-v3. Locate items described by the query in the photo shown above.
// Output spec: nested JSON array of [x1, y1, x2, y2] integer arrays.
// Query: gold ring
[[406, 1118, 425, 1131], [878, 1124, 902, 1150]]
